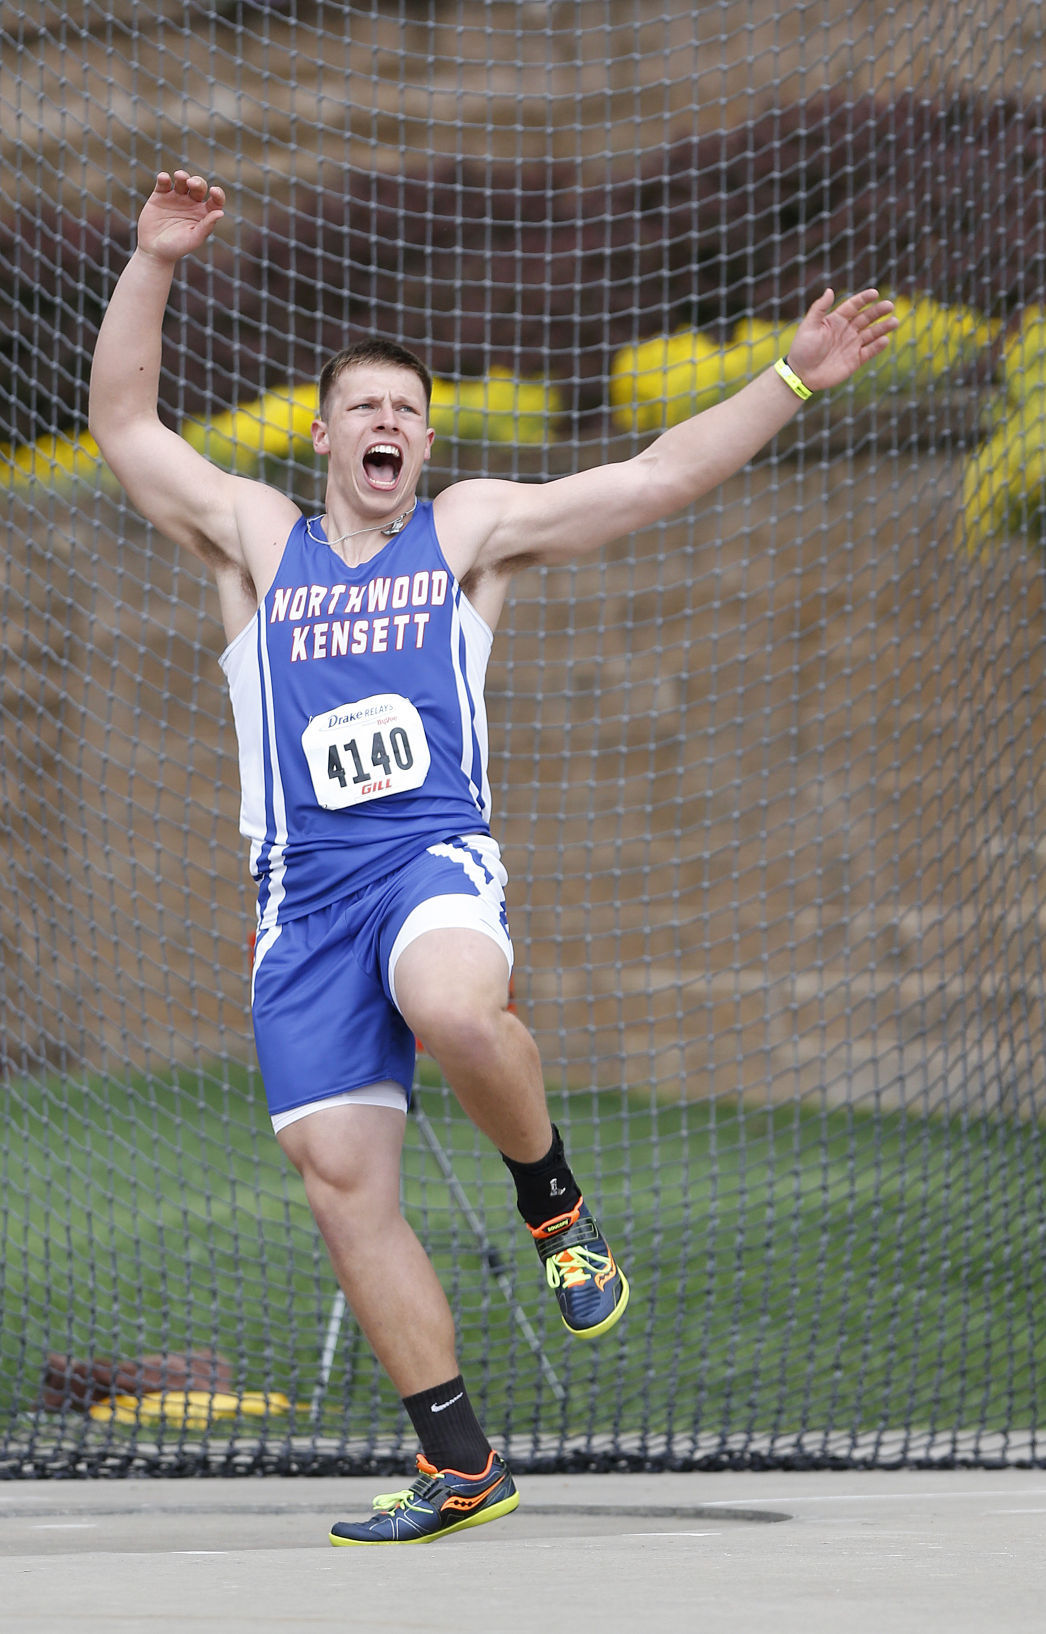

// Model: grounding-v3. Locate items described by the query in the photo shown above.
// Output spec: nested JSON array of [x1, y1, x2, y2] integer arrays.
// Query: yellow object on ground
[[610, 317, 798, 434], [2, 429, 104, 489], [86, 1389, 292, 1430], [429, 369, 561, 444], [181, 383, 318, 471]]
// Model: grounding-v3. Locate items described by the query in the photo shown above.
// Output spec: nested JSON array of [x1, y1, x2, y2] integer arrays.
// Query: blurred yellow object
[[85, 1395, 212, 1432], [182, 382, 317, 471], [139, 1391, 239, 1418], [429, 369, 560, 444], [86, 1388, 293, 1430], [610, 329, 723, 433], [1001, 307, 1046, 399], [869, 293, 997, 394], [87, 1395, 141, 1426], [127, 1391, 228, 1427], [610, 316, 800, 434], [961, 391, 1046, 553], [236, 1392, 291, 1416], [727, 316, 799, 381], [2, 429, 104, 489]]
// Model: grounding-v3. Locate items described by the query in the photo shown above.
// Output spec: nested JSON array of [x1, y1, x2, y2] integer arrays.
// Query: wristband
[[774, 355, 813, 401]]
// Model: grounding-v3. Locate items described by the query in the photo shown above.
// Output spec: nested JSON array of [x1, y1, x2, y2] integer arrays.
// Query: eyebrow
[[347, 387, 423, 406]]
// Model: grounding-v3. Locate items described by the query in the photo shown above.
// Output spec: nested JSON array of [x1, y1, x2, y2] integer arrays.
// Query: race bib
[[301, 693, 431, 811]]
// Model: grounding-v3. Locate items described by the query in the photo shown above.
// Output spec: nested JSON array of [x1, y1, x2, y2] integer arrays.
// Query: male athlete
[[88, 169, 897, 1545]]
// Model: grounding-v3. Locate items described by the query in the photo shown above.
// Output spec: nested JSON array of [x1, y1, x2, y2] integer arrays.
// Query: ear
[[311, 416, 330, 456], [423, 426, 435, 462]]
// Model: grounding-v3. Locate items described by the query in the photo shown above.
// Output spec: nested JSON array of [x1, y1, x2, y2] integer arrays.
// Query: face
[[312, 364, 434, 514]]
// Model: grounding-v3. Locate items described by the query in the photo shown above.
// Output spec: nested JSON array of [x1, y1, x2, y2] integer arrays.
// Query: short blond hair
[[318, 338, 432, 422]]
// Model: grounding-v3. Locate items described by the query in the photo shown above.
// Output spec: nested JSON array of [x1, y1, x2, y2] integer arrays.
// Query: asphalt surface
[[2, 1468, 1044, 1632]]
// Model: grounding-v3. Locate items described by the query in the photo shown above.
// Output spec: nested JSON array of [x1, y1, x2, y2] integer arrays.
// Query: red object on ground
[[39, 1349, 233, 1411]]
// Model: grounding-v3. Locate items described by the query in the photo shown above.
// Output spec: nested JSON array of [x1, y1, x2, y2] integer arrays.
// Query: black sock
[[501, 1124, 582, 1229], [401, 1375, 492, 1474]]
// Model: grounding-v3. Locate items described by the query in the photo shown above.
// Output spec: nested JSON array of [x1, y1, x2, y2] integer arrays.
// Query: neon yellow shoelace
[[544, 1244, 614, 1290]]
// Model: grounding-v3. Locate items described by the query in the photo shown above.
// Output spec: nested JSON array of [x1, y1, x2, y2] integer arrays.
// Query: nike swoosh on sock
[[430, 1392, 465, 1413]]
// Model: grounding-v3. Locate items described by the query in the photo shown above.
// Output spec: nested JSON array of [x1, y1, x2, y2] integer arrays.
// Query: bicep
[[96, 417, 246, 566], [471, 459, 671, 569]]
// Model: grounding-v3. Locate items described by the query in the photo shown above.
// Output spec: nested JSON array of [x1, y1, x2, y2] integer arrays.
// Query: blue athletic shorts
[[250, 834, 513, 1120]]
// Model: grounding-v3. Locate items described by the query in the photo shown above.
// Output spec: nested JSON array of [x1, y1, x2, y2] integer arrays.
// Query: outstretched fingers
[[833, 287, 884, 320], [154, 168, 226, 215], [790, 286, 900, 388], [845, 292, 899, 334], [830, 289, 899, 357], [859, 322, 899, 362], [857, 297, 896, 325], [856, 300, 900, 356], [138, 168, 227, 262]]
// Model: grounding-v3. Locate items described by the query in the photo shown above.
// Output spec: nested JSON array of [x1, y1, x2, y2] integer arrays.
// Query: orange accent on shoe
[[417, 1450, 496, 1481], [527, 1199, 584, 1241], [442, 1482, 502, 1514], [548, 1248, 592, 1288]]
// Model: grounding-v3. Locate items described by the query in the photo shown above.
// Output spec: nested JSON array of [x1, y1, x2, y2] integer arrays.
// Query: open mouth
[[363, 443, 404, 490]]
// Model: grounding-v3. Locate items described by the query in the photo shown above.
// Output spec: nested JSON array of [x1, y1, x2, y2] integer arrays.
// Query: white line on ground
[[30, 1523, 98, 1530], [621, 1531, 721, 1538], [703, 1488, 1046, 1508]]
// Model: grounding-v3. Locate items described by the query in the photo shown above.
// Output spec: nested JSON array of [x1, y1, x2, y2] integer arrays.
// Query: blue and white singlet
[[219, 501, 494, 928]]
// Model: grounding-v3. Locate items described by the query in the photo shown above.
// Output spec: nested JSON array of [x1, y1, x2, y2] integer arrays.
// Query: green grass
[[2, 1058, 1044, 1467]]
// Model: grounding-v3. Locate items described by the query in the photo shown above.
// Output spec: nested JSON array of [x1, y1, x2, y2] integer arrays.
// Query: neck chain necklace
[[312, 498, 417, 550]]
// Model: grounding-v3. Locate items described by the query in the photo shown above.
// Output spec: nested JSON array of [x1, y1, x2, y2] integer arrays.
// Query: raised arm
[[88, 171, 294, 633], [436, 287, 899, 587]]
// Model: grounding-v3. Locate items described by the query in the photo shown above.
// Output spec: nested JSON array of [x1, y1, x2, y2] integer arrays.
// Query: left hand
[[786, 288, 899, 391]]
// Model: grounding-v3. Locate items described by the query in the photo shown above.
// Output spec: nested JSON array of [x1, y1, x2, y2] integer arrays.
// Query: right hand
[[136, 169, 226, 262]]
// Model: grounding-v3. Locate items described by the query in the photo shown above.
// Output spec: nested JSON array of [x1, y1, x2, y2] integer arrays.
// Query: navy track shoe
[[329, 1451, 518, 1546], [529, 1198, 629, 1338]]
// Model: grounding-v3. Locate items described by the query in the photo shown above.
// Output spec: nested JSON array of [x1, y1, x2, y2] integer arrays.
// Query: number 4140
[[327, 728, 415, 789]]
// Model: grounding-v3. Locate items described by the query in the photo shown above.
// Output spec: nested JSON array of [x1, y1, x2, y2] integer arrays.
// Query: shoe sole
[[329, 1489, 519, 1546], [561, 1269, 630, 1339]]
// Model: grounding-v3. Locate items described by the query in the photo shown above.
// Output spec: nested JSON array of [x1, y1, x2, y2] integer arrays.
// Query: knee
[[278, 1116, 401, 1229], [412, 993, 506, 1066], [300, 1156, 401, 1247]]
